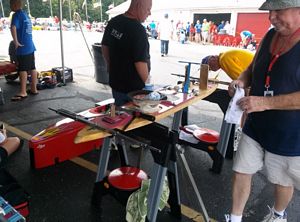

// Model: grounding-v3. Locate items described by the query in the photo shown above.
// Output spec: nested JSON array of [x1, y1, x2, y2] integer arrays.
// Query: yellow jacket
[[219, 49, 254, 80]]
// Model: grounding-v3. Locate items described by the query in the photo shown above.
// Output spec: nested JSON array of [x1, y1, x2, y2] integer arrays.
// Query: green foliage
[[1, 0, 126, 22]]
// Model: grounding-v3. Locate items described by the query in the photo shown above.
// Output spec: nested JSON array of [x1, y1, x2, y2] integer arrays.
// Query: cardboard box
[[52, 67, 73, 83]]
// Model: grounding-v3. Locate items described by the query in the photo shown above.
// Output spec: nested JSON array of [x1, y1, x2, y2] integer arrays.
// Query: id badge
[[264, 90, 274, 97]]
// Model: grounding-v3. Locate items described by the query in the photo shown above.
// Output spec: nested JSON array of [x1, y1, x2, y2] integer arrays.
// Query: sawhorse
[[92, 122, 182, 222]]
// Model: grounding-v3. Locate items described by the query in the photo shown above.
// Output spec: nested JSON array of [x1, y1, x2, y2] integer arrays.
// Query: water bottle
[[144, 75, 154, 91], [0, 88, 4, 105]]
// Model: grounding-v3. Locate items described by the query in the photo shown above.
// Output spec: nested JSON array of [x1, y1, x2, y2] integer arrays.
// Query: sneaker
[[262, 206, 287, 222], [224, 214, 231, 222]]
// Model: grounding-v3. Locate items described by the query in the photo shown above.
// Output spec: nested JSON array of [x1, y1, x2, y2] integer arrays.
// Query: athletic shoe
[[262, 206, 287, 222], [224, 214, 231, 222]]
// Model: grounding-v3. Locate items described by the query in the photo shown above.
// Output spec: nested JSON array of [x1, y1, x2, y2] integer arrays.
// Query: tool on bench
[[49, 107, 160, 153], [49, 107, 117, 135], [117, 106, 156, 131], [178, 61, 201, 93], [171, 73, 230, 86]]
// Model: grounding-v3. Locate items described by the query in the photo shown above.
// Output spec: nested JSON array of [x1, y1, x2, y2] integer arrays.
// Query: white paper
[[0, 133, 5, 144], [225, 87, 245, 124]]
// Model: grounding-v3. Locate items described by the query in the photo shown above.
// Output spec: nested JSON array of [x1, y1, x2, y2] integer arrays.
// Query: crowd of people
[[146, 18, 234, 44], [145, 17, 257, 50]]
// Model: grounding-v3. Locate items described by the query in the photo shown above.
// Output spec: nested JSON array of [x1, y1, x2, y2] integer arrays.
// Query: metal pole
[[26, 0, 31, 16], [85, 1, 88, 22], [68, 0, 72, 22], [59, 0, 66, 85], [0, 0, 4, 18], [49, 0, 53, 17], [99, 0, 102, 22]]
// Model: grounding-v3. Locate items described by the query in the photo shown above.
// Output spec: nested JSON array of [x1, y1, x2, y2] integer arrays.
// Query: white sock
[[231, 214, 242, 222], [273, 207, 285, 217]]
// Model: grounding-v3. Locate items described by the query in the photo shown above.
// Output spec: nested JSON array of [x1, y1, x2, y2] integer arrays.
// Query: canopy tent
[[106, 0, 266, 21]]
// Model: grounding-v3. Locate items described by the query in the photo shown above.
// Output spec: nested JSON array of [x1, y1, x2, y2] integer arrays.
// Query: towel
[[126, 177, 169, 222]]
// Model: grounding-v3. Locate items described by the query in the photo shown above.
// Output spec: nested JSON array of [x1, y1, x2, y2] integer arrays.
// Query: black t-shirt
[[102, 14, 150, 93]]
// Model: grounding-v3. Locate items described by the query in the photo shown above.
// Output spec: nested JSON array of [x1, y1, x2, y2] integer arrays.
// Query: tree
[[2, 0, 126, 22]]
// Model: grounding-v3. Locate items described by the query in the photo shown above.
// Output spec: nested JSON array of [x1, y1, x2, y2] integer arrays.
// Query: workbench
[[57, 83, 232, 222]]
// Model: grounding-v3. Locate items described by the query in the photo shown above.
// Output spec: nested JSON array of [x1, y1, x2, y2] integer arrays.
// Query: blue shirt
[[243, 28, 300, 156], [195, 23, 202, 33], [241, 30, 252, 38], [11, 10, 36, 55]]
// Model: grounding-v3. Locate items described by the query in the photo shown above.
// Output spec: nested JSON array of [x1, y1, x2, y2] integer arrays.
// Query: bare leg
[[274, 184, 293, 212], [231, 172, 252, 216], [29, 69, 38, 93], [18, 71, 28, 96], [2, 137, 20, 155]]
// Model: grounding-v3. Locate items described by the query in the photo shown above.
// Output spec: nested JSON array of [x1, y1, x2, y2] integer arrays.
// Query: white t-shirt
[[0, 132, 5, 144], [158, 18, 172, 41]]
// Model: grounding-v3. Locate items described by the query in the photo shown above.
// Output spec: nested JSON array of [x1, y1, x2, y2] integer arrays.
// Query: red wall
[[236, 13, 271, 43]]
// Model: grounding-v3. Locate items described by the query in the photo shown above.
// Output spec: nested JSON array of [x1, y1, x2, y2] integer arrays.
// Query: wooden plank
[[74, 84, 217, 144]]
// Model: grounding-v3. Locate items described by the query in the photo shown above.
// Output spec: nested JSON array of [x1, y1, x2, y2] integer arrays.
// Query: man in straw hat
[[225, 0, 300, 221]]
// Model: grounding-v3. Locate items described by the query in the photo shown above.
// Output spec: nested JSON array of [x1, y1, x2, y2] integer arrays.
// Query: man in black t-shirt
[[101, 0, 152, 106]]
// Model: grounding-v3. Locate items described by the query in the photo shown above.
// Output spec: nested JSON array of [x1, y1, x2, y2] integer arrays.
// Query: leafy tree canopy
[[1, 0, 126, 22]]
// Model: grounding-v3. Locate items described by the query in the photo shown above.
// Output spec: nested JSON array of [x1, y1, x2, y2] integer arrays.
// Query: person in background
[[179, 28, 186, 44], [240, 30, 253, 49], [158, 13, 172, 56], [189, 23, 195, 42], [202, 49, 254, 81], [201, 49, 254, 159], [0, 124, 22, 167], [247, 34, 257, 51], [10, 0, 38, 102], [201, 49, 254, 114], [185, 21, 190, 41], [208, 21, 217, 43], [101, 0, 152, 106], [217, 20, 225, 33], [224, 21, 232, 35], [176, 20, 183, 42], [201, 19, 209, 44], [149, 20, 156, 39], [194, 20, 202, 43], [225, 0, 300, 221]]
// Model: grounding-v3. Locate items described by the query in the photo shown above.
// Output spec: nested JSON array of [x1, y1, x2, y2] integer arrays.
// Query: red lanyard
[[265, 28, 300, 89]]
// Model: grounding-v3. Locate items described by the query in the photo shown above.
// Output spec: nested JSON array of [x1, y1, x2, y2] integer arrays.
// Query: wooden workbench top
[[74, 83, 218, 144]]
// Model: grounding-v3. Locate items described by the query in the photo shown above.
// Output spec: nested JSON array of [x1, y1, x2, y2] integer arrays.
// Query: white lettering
[[111, 29, 123, 40]]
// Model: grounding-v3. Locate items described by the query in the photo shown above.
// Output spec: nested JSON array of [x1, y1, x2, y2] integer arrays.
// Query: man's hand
[[0, 128, 7, 137], [237, 96, 267, 114], [14, 41, 24, 49], [228, 80, 245, 97]]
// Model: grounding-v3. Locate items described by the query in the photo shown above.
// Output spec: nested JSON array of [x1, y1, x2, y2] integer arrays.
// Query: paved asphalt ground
[[0, 29, 299, 222]]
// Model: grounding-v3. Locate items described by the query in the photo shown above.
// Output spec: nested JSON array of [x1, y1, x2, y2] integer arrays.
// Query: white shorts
[[233, 133, 300, 190]]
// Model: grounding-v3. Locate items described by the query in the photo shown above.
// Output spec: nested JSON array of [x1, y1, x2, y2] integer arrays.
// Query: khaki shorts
[[233, 133, 300, 190]]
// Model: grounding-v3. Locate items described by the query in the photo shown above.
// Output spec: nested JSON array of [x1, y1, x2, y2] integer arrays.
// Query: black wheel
[[5, 73, 19, 82]]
